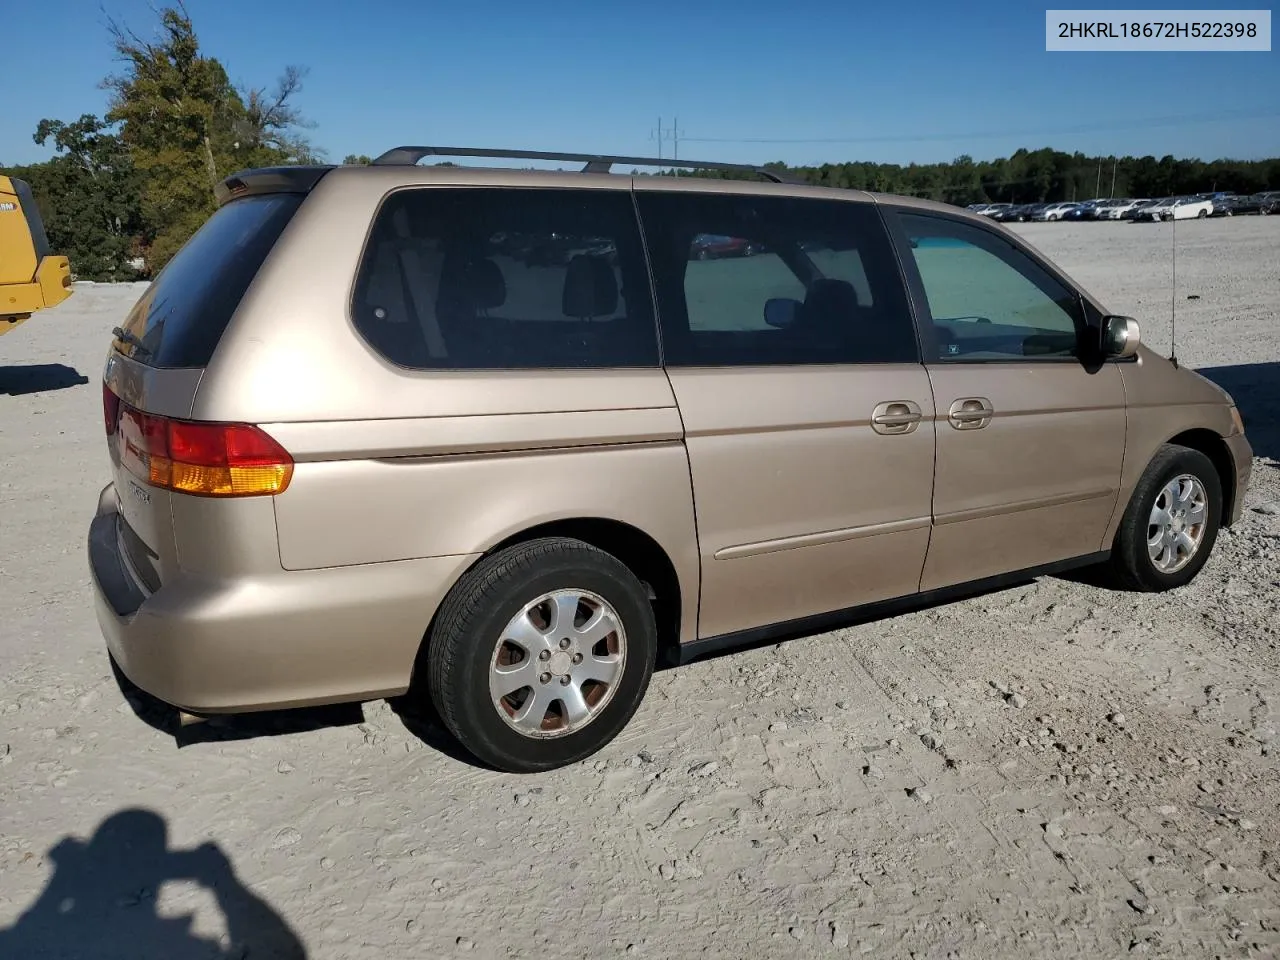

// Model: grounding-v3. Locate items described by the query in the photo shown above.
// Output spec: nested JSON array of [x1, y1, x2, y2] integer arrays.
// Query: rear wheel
[[1198, 209, 1208, 218], [1102, 444, 1222, 592], [425, 537, 657, 772]]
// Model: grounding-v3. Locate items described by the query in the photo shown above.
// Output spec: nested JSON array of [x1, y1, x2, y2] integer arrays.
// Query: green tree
[[342, 154, 373, 165], [102, 2, 316, 272]]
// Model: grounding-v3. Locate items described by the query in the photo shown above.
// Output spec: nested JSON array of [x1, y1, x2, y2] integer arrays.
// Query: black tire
[[1102, 444, 1222, 592], [425, 537, 657, 773], [1198, 209, 1208, 218]]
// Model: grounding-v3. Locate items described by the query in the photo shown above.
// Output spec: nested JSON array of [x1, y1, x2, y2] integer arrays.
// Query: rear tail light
[[103, 382, 120, 435], [103, 385, 293, 497]]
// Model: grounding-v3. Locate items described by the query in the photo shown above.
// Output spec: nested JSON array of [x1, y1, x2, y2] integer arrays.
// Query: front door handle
[[871, 400, 923, 435], [948, 397, 994, 430]]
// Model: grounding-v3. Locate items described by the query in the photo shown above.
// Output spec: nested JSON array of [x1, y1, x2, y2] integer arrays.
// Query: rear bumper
[[88, 483, 479, 714], [1225, 432, 1253, 526]]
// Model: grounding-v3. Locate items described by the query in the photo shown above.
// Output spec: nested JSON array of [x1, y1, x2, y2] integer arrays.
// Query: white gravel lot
[[1, 217, 1278, 960]]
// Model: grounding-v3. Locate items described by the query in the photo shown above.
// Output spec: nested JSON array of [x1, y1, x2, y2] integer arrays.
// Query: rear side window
[[114, 193, 302, 368], [635, 191, 918, 366], [351, 188, 659, 369]]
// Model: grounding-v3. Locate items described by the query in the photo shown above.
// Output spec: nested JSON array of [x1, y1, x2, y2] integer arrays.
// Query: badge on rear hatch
[[128, 479, 151, 506]]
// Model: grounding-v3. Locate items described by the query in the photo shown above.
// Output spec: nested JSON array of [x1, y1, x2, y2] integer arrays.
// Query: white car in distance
[[1140, 196, 1214, 221]]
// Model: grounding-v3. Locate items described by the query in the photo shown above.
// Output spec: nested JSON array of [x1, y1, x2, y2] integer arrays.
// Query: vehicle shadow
[[1196, 362, 1280, 466], [110, 653, 482, 765], [0, 362, 90, 396], [109, 655, 364, 747], [0, 808, 306, 960], [388, 696, 502, 768]]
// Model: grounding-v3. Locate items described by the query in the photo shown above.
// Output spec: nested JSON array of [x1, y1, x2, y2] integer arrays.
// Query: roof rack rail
[[369, 145, 802, 185]]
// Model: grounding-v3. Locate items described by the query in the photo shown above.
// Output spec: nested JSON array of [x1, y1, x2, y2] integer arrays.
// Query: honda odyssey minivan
[[89, 147, 1253, 772]]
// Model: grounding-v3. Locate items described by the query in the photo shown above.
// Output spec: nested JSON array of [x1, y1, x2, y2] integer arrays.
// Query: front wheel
[[425, 537, 657, 772], [1198, 209, 1208, 218], [1101, 444, 1222, 592]]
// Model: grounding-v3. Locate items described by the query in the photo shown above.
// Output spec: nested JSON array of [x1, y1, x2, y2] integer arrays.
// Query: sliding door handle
[[872, 400, 923, 435], [948, 397, 994, 429]]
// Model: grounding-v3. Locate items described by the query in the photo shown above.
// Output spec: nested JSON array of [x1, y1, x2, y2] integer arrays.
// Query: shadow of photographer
[[0, 808, 306, 959]]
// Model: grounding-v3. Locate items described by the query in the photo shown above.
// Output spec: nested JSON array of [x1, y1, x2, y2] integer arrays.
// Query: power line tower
[[648, 117, 685, 176], [649, 117, 665, 161]]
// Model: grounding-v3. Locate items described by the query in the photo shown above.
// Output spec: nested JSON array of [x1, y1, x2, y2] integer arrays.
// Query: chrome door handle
[[871, 400, 923, 435], [948, 397, 994, 429]]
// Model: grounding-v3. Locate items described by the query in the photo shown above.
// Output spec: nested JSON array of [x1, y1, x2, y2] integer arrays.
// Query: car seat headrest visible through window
[[799, 278, 861, 328], [437, 255, 507, 316], [562, 254, 618, 319]]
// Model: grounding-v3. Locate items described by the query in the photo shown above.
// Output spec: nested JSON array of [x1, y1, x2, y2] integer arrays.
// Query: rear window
[[114, 193, 303, 368], [351, 187, 659, 369]]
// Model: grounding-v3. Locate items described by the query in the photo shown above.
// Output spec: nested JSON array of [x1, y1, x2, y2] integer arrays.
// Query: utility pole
[[670, 117, 684, 176], [1095, 158, 1102, 198], [1109, 156, 1117, 197], [649, 117, 665, 162]]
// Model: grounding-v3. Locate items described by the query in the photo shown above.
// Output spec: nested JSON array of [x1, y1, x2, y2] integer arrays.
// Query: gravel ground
[[1, 217, 1277, 960]]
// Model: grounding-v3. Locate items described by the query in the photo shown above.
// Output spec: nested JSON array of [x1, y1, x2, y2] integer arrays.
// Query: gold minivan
[[89, 147, 1253, 771]]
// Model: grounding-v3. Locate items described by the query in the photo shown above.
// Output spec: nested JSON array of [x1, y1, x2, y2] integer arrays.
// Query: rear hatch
[[101, 188, 307, 590]]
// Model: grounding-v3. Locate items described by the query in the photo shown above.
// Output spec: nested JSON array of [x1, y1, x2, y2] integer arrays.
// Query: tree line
[[660, 149, 1280, 205], [0, 3, 317, 281], [3, 3, 1277, 282]]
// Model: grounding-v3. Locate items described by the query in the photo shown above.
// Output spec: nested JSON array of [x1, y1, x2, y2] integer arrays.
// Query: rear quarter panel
[[268, 418, 701, 646]]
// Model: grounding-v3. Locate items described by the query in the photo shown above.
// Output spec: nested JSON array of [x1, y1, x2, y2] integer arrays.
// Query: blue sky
[[4, 0, 1277, 169]]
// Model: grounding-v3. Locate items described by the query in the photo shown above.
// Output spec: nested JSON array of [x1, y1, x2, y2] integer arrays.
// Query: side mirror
[[1102, 315, 1140, 358], [764, 297, 801, 328]]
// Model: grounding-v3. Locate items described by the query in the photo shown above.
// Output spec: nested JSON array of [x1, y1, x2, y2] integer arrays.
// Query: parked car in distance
[[1123, 198, 1163, 220], [1094, 198, 1147, 220], [992, 203, 1036, 222], [1063, 201, 1103, 221], [87, 145, 1254, 773], [1134, 196, 1214, 221], [1238, 191, 1280, 215], [689, 233, 760, 259], [1262, 193, 1280, 215], [1208, 195, 1239, 217], [1030, 202, 1078, 221]]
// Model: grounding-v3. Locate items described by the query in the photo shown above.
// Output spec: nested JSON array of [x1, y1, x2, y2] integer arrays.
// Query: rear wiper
[[112, 326, 152, 358]]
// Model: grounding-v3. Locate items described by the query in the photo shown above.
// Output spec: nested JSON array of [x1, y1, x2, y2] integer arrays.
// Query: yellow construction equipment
[[1, 175, 72, 336]]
